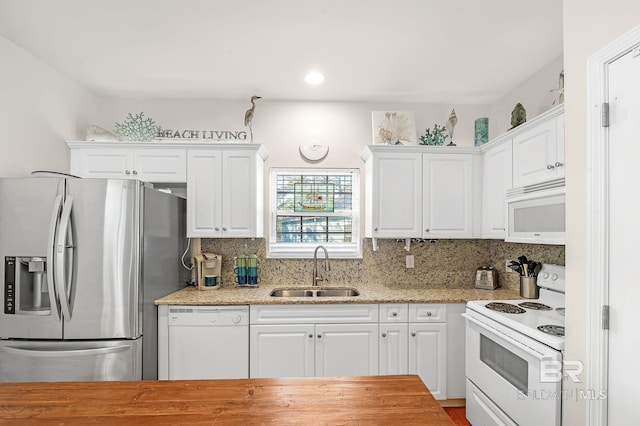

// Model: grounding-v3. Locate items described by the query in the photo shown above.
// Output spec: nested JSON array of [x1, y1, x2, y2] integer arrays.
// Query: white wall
[[563, 2, 640, 425], [490, 55, 564, 137], [0, 36, 98, 177]]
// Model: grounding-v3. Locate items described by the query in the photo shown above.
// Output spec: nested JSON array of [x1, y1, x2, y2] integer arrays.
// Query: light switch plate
[[406, 255, 415, 269]]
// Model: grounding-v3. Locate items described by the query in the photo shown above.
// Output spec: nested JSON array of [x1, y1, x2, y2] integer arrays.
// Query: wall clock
[[299, 144, 329, 161]]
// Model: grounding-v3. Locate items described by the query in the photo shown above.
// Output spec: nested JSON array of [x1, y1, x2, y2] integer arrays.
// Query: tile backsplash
[[200, 238, 565, 291]]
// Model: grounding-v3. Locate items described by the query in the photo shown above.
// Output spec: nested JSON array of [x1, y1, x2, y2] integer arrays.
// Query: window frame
[[268, 167, 361, 259]]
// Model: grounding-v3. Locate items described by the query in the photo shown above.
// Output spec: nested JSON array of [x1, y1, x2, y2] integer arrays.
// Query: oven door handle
[[462, 313, 554, 362]]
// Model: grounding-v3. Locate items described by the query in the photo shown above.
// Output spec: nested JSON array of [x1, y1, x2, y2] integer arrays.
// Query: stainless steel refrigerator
[[0, 177, 187, 382]]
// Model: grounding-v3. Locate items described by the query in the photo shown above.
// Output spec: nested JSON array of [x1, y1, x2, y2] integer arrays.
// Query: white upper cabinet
[[366, 151, 423, 238], [68, 142, 186, 183], [511, 105, 565, 188], [187, 145, 267, 238], [362, 145, 478, 241], [481, 139, 512, 239], [422, 153, 474, 238]]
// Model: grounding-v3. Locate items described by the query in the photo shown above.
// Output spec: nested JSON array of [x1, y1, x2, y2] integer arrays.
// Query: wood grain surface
[[0, 374, 454, 425]]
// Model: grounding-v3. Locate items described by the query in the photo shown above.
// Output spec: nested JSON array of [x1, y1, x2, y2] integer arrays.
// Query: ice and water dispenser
[[4, 256, 51, 315]]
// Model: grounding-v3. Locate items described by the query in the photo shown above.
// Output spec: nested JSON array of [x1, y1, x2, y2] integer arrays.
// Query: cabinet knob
[[426, 312, 432, 317], [215, 227, 220, 231], [308, 334, 313, 338], [223, 227, 228, 231], [425, 229, 430, 233], [392, 312, 398, 317], [411, 332, 416, 337], [317, 334, 322, 339], [132, 170, 138, 175], [555, 161, 564, 168], [547, 164, 555, 170], [381, 333, 387, 338], [125, 170, 131, 175], [374, 227, 379, 232]]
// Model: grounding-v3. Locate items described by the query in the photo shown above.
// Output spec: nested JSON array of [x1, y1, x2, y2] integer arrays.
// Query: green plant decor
[[419, 124, 449, 146], [114, 112, 160, 141]]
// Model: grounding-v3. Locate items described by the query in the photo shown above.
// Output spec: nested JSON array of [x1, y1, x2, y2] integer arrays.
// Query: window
[[268, 168, 360, 258]]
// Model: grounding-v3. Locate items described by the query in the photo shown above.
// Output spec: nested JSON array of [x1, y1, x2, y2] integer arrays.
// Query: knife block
[[193, 253, 222, 290]]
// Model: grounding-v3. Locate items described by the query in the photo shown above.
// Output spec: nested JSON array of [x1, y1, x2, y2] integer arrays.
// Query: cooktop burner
[[537, 324, 565, 337], [518, 302, 552, 310], [485, 302, 526, 314]]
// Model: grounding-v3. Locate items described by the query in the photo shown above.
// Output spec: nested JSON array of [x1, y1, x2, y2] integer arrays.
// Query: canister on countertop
[[475, 266, 499, 290]]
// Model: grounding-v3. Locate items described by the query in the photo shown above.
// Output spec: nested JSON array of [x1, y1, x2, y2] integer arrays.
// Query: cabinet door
[[512, 117, 561, 187], [250, 324, 314, 378], [409, 323, 447, 400], [133, 148, 186, 183], [371, 152, 422, 238], [446, 304, 466, 399], [423, 154, 473, 238], [76, 148, 133, 178], [221, 149, 258, 238], [186, 149, 223, 237], [315, 323, 379, 377], [482, 141, 512, 239], [379, 323, 408, 375]]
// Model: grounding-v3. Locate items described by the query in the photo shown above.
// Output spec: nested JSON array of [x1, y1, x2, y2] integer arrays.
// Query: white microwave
[[506, 183, 565, 245]]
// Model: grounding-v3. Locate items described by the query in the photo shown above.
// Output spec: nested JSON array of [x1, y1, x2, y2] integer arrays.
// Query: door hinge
[[601, 102, 610, 128], [602, 304, 610, 330]]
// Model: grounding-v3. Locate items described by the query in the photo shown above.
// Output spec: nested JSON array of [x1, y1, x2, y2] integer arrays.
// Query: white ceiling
[[0, 0, 563, 104]]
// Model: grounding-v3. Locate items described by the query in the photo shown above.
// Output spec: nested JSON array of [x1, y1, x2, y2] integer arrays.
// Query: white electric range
[[464, 263, 566, 426]]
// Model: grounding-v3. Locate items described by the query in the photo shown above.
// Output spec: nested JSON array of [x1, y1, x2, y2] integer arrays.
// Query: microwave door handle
[[46, 194, 63, 321], [462, 313, 549, 361], [3, 345, 129, 358], [55, 196, 74, 320]]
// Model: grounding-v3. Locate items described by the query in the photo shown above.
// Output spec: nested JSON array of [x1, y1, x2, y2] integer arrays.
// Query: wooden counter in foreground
[[0, 374, 454, 425]]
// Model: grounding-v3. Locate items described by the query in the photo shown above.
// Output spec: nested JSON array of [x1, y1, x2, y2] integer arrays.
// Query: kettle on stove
[[475, 266, 499, 290]]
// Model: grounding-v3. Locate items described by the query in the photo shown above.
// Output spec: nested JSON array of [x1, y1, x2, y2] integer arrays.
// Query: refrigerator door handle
[[47, 194, 63, 320], [55, 195, 75, 320], [3, 345, 130, 358]]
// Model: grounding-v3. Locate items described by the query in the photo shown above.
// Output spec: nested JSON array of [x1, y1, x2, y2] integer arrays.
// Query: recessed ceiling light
[[305, 71, 325, 85]]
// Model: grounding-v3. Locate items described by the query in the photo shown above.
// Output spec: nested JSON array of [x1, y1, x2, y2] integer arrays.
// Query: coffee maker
[[192, 252, 222, 290]]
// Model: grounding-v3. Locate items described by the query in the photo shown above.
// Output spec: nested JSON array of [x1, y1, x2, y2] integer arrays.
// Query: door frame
[[587, 24, 640, 426]]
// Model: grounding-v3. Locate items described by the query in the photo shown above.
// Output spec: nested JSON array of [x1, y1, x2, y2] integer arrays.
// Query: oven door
[[464, 311, 562, 426]]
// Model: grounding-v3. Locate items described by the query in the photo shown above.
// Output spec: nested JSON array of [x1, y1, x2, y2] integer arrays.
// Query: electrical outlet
[[406, 255, 415, 269], [505, 259, 515, 273]]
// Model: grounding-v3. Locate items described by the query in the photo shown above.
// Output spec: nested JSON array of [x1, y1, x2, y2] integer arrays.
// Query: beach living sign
[[156, 129, 248, 141]]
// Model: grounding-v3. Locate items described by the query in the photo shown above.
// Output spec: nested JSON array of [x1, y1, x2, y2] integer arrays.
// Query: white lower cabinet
[[409, 304, 447, 400], [249, 304, 379, 378], [379, 304, 409, 375]]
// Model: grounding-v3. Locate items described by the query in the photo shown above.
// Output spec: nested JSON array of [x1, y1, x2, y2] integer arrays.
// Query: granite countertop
[[155, 281, 523, 305]]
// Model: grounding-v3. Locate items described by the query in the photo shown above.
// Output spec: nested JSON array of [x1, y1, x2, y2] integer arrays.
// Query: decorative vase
[[474, 117, 489, 146]]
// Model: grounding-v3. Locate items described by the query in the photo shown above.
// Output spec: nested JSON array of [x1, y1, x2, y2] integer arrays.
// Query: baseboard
[[439, 398, 465, 408]]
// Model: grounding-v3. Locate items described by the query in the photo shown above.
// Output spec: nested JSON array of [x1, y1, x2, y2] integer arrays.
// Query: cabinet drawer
[[250, 304, 379, 325], [379, 304, 409, 323], [409, 304, 446, 322]]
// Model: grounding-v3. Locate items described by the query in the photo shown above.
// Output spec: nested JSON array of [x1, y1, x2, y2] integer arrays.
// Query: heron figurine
[[244, 95, 262, 143]]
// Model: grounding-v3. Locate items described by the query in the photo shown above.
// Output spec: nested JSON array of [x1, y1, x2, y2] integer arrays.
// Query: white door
[[379, 323, 408, 375], [222, 149, 257, 238], [423, 153, 473, 238], [607, 45, 640, 425], [512, 118, 561, 187], [315, 323, 378, 377], [482, 141, 512, 238], [249, 324, 314, 378], [186, 149, 223, 237], [371, 152, 422, 238], [408, 323, 447, 400], [77, 148, 133, 178], [132, 148, 186, 182]]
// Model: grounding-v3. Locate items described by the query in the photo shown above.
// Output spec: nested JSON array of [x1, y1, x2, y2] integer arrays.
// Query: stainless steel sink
[[269, 287, 359, 298]]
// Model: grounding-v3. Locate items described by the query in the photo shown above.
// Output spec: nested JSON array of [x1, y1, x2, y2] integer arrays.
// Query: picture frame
[[371, 111, 418, 145]]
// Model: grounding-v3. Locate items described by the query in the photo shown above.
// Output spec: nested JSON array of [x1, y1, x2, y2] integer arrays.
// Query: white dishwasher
[[167, 306, 249, 380]]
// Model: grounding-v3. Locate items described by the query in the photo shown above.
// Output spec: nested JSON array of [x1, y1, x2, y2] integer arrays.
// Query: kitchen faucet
[[312, 245, 330, 286]]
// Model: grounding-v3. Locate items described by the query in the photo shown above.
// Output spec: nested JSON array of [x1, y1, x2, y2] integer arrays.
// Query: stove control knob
[[232, 314, 242, 324], [551, 273, 558, 281], [541, 272, 550, 279]]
